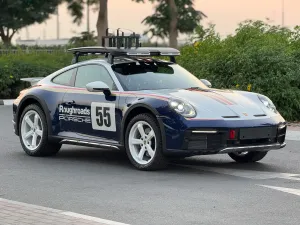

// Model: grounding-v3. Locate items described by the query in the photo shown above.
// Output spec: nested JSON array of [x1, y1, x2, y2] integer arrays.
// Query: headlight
[[168, 99, 196, 118], [257, 94, 277, 113]]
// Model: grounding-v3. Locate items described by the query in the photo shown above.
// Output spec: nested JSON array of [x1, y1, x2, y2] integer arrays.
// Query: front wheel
[[125, 114, 168, 170], [228, 151, 268, 163], [19, 104, 62, 157]]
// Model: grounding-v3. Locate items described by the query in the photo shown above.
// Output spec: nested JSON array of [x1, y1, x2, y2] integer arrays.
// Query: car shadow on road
[[169, 156, 283, 173], [55, 146, 133, 169], [51, 145, 284, 174]]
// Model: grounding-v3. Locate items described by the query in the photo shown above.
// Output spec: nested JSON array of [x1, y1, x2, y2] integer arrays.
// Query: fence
[[0, 49, 67, 55]]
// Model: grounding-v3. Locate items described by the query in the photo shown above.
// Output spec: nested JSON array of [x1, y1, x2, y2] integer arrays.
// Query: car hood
[[138, 88, 269, 119]]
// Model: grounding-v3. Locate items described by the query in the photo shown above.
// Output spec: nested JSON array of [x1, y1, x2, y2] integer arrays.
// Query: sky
[[15, 0, 300, 41]]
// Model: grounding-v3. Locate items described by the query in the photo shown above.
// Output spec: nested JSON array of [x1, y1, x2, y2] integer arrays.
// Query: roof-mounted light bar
[[68, 28, 180, 64]]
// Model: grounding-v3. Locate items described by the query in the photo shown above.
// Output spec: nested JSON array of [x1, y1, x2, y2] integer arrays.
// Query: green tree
[[69, 31, 97, 46], [65, 0, 108, 45], [189, 23, 220, 44], [133, 0, 206, 48], [0, 0, 61, 45]]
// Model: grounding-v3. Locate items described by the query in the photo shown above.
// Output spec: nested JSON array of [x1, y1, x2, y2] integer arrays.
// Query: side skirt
[[60, 139, 121, 150], [49, 136, 123, 150]]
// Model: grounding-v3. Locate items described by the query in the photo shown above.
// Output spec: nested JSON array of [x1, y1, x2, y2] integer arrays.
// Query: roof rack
[[68, 28, 180, 64]]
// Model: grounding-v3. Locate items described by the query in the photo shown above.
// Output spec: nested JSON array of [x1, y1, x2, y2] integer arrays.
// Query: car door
[[50, 67, 77, 136], [60, 64, 121, 143]]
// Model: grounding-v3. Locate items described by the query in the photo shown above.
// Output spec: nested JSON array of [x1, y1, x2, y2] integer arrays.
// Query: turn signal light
[[229, 130, 236, 139]]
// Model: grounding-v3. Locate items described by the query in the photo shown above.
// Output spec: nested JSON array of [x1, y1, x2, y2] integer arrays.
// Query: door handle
[[66, 100, 75, 106]]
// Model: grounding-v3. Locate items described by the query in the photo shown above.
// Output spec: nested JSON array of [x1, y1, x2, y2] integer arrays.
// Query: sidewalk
[[0, 198, 128, 225]]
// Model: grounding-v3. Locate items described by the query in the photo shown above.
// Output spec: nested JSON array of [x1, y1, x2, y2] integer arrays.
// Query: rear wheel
[[228, 151, 268, 163], [19, 104, 61, 157], [125, 114, 168, 170]]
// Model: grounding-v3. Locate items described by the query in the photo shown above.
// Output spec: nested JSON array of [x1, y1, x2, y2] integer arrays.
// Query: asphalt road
[[0, 105, 299, 225]]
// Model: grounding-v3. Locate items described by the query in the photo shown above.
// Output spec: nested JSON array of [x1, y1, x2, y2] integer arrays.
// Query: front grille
[[187, 134, 207, 149], [183, 132, 226, 151], [183, 125, 286, 151], [239, 127, 277, 140]]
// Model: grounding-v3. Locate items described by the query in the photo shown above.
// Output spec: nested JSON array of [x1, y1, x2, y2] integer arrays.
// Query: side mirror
[[200, 79, 212, 88], [86, 81, 111, 95]]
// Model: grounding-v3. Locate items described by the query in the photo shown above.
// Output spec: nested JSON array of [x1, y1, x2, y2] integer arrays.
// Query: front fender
[[120, 97, 170, 151]]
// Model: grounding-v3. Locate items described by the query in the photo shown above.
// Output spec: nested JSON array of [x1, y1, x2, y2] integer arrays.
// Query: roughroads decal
[[59, 105, 91, 116], [58, 103, 116, 132], [58, 105, 91, 123], [91, 102, 116, 132]]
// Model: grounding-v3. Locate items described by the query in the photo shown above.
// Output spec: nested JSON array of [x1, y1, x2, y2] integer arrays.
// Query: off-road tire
[[19, 104, 62, 157], [125, 113, 168, 170]]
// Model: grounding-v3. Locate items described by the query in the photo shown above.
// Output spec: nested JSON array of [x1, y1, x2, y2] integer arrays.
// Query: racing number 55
[[95, 106, 111, 127], [91, 102, 116, 132]]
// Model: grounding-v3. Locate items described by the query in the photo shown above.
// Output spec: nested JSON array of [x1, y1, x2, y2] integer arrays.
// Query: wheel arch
[[120, 103, 166, 151], [16, 95, 52, 136]]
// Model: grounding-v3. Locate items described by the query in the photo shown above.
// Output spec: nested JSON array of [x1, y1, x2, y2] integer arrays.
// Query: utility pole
[[87, 0, 90, 33], [43, 22, 47, 40], [56, 6, 60, 39], [281, 0, 285, 27]]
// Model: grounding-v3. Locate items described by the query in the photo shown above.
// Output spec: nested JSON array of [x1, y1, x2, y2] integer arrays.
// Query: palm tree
[[167, 0, 178, 48], [66, 0, 108, 45]]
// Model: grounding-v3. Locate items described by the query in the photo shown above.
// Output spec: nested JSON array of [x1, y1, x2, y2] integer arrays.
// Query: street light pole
[[56, 7, 60, 39], [87, 0, 90, 33]]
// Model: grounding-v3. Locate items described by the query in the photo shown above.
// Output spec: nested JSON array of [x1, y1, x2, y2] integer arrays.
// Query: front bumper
[[162, 116, 287, 156]]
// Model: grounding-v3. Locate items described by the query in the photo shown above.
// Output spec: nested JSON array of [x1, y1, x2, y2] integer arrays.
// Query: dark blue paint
[[13, 85, 286, 153], [160, 115, 285, 150], [60, 91, 123, 142]]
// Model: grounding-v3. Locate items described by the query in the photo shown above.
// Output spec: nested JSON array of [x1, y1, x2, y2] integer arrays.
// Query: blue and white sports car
[[12, 34, 287, 170]]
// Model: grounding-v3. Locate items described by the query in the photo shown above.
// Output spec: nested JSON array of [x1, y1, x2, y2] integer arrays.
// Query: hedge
[[0, 51, 72, 98], [0, 20, 300, 121], [178, 20, 300, 121]]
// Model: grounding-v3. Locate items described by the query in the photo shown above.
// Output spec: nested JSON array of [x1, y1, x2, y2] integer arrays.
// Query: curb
[[0, 99, 15, 105]]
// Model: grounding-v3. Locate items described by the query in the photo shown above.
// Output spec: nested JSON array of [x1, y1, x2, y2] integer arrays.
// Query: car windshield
[[112, 61, 208, 91]]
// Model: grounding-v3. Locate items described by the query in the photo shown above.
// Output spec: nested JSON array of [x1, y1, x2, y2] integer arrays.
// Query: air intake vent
[[222, 116, 240, 118], [254, 114, 266, 117]]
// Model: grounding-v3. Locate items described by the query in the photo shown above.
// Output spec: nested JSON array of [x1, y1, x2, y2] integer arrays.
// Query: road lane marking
[[258, 185, 300, 197], [0, 197, 130, 225], [174, 165, 300, 181], [62, 212, 130, 225]]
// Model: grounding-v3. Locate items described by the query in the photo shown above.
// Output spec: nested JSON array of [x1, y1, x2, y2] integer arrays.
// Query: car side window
[[74, 65, 116, 90], [52, 69, 75, 86]]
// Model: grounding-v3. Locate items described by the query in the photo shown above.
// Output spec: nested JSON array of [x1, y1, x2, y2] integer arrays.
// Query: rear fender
[[16, 95, 53, 136]]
